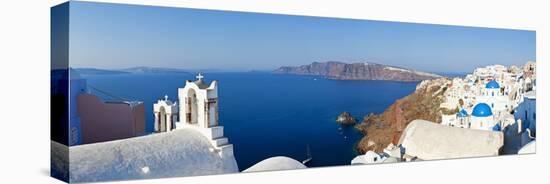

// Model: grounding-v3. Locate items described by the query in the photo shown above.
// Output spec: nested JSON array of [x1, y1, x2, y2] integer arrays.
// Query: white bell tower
[[173, 73, 232, 157], [153, 95, 178, 132], [177, 72, 219, 128]]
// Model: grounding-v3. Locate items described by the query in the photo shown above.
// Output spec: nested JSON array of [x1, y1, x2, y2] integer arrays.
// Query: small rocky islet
[[335, 111, 357, 125]]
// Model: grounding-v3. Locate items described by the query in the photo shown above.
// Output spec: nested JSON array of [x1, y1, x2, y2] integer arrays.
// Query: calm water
[[83, 72, 417, 170]]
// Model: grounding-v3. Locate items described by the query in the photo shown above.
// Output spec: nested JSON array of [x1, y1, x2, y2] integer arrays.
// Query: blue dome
[[472, 103, 493, 117], [492, 123, 502, 131], [485, 80, 500, 89], [457, 109, 468, 117]]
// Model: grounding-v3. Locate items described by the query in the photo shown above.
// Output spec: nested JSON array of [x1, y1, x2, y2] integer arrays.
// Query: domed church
[[478, 79, 509, 114], [470, 103, 496, 130], [484, 80, 501, 97]]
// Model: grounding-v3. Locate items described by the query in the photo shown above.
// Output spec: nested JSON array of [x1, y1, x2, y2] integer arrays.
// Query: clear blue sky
[[68, 1, 535, 73]]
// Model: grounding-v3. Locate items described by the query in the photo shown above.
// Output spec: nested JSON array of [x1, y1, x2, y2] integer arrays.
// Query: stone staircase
[[210, 137, 229, 147]]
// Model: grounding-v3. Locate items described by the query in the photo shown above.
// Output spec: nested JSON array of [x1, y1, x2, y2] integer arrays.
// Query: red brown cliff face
[[354, 78, 450, 153], [274, 61, 442, 81]]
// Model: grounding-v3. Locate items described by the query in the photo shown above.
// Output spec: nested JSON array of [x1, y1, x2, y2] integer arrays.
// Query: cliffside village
[[352, 61, 536, 165]]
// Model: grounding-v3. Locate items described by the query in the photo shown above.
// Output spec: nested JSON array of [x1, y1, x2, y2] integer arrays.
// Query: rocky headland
[[354, 78, 452, 153]]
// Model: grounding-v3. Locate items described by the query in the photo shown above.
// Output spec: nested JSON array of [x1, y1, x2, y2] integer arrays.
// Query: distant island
[[73, 68, 130, 75], [274, 61, 442, 81], [119, 66, 190, 74], [75, 67, 190, 75]]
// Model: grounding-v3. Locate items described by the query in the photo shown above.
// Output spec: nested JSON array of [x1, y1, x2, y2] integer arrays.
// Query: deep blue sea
[[83, 72, 418, 170]]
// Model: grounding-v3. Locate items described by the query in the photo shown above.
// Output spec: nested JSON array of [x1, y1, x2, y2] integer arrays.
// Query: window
[[533, 113, 536, 120]]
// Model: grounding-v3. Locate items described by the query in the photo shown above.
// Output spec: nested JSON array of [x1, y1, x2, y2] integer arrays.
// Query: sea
[[82, 72, 418, 170]]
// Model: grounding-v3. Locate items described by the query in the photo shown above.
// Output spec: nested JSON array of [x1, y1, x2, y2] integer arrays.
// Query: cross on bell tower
[[196, 72, 204, 81]]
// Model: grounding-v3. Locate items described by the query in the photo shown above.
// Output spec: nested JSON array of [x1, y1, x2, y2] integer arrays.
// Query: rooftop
[[457, 109, 468, 117], [485, 80, 500, 89], [192, 72, 211, 89], [243, 156, 306, 172], [53, 129, 238, 183], [398, 120, 504, 160], [472, 103, 493, 117]]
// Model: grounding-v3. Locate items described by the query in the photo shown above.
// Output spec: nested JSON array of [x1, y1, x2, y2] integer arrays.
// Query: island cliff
[[354, 78, 451, 153], [274, 61, 442, 81]]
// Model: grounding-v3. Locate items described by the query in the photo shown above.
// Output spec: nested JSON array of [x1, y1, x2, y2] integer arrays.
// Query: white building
[[351, 151, 386, 165], [470, 103, 496, 131], [456, 109, 470, 128], [54, 129, 239, 183], [243, 156, 307, 172], [484, 80, 501, 97], [514, 90, 536, 138], [179, 73, 219, 129], [399, 120, 503, 160], [153, 95, 178, 132], [153, 73, 233, 158], [436, 62, 535, 155], [477, 80, 509, 114], [440, 65, 531, 132]]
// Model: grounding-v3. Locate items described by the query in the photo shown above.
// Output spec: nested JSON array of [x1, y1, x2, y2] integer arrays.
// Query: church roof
[[492, 123, 502, 131], [243, 156, 306, 172], [54, 129, 239, 182], [485, 80, 500, 89], [193, 79, 210, 89], [457, 109, 468, 117], [472, 103, 493, 117], [192, 73, 211, 89]]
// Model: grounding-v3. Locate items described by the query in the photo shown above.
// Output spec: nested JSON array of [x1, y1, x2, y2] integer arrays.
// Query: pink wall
[[77, 94, 145, 144]]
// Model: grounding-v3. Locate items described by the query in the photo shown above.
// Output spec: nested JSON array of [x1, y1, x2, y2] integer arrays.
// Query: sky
[[67, 1, 536, 73]]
